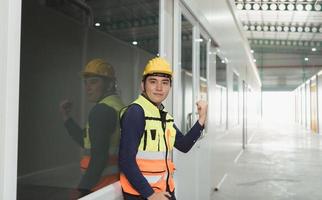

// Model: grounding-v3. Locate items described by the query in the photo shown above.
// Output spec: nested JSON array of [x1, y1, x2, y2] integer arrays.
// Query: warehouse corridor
[[212, 122, 322, 200]]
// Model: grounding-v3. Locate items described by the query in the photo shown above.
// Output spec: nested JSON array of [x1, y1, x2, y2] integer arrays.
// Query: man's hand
[[196, 100, 208, 126], [148, 192, 171, 200], [59, 99, 72, 121]]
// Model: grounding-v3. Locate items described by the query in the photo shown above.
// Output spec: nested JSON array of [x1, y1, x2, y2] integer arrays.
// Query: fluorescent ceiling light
[[297, 27, 303, 32], [283, 26, 289, 32], [253, 3, 260, 10], [261, 4, 269, 10], [279, 4, 286, 11], [245, 3, 252, 10], [305, 4, 313, 11], [132, 41, 138, 45], [304, 57, 309, 61], [276, 26, 282, 32], [236, 3, 243, 10], [312, 48, 317, 52], [290, 26, 296, 32], [94, 22, 101, 27], [270, 26, 276, 31], [296, 4, 304, 11], [287, 4, 295, 11], [270, 3, 277, 10], [304, 27, 310, 32], [256, 25, 262, 31], [315, 4, 321, 11], [250, 49, 254, 53], [263, 26, 269, 31]]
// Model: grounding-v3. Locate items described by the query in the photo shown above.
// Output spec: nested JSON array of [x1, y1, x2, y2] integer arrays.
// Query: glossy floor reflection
[[212, 122, 322, 200]]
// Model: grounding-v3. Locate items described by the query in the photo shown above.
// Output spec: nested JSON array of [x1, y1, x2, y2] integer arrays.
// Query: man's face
[[142, 75, 171, 105], [84, 76, 105, 102]]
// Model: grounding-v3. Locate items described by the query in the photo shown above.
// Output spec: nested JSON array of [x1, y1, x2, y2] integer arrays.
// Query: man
[[59, 58, 124, 198], [119, 57, 207, 200]]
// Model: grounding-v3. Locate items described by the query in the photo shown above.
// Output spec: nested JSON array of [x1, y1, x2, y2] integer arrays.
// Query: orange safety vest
[[82, 95, 124, 191], [120, 95, 176, 195]]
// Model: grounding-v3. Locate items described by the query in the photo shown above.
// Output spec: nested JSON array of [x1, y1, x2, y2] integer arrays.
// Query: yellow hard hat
[[143, 57, 173, 77], [82, 58, 115, 78]]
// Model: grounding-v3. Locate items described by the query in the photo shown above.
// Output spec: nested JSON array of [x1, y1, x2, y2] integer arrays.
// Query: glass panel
[[233, 73, 239, 125], [181, 14, 193, 133], [216, 55, 227, 88], [306, 83, 311, 128], [199, 35, 207, 101], [222, 87, 227, 127], [18, 0, 159, 199], [310, 80, 318, 132], [301, 87, 306, 126], [216, 55, 227, 128], [318, 76, 322, 132]]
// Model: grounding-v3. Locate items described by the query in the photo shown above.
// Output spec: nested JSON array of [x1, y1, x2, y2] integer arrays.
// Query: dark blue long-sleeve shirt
[[119, 104, 204, 198]]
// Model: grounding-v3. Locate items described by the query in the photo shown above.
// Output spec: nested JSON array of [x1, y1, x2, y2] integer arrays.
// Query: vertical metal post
[[242, 80, 246, 149], [317, 75, 320, 133]]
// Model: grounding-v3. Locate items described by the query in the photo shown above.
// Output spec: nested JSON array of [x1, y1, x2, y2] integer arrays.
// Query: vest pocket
[[142, 171, 167, 193], [150, 129, 157, 140]]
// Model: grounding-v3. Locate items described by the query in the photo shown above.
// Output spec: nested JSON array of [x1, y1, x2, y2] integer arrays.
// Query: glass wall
[[233, 72, 239, 125], [306, 82, 311, 129], [180, 15, 194, 133], [301, 86, 306, 126], [18, 0, 159, 199], [318, 75, 322, 133], [215, 55, 227, 129], [199, 35, 208, 101], [310, 78, 318, 133]]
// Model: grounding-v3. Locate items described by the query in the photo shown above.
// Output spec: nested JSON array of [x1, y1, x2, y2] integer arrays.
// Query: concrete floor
[[212, 122, 322, 200]]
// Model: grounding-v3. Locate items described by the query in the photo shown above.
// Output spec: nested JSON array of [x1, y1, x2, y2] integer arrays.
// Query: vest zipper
[[160, 110, 170, 192], [143, 130, 147, 150]]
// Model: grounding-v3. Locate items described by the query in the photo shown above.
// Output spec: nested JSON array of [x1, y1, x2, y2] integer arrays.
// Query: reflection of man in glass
[[59, 59, 124, 199]]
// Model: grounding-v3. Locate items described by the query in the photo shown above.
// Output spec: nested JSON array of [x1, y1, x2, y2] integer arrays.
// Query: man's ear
[[141, 81, 145, 92]]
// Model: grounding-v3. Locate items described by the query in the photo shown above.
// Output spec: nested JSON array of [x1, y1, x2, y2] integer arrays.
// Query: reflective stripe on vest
[[82, 95, 124, 191], [120, 95, 176, 195]]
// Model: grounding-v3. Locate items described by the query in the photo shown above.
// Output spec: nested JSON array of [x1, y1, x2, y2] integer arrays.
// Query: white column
[[0, 0, 22, 199]]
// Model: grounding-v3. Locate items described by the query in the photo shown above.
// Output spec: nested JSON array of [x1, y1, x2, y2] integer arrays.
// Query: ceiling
[[46, 0, 160, 55], [235, 0, 322, 91]]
